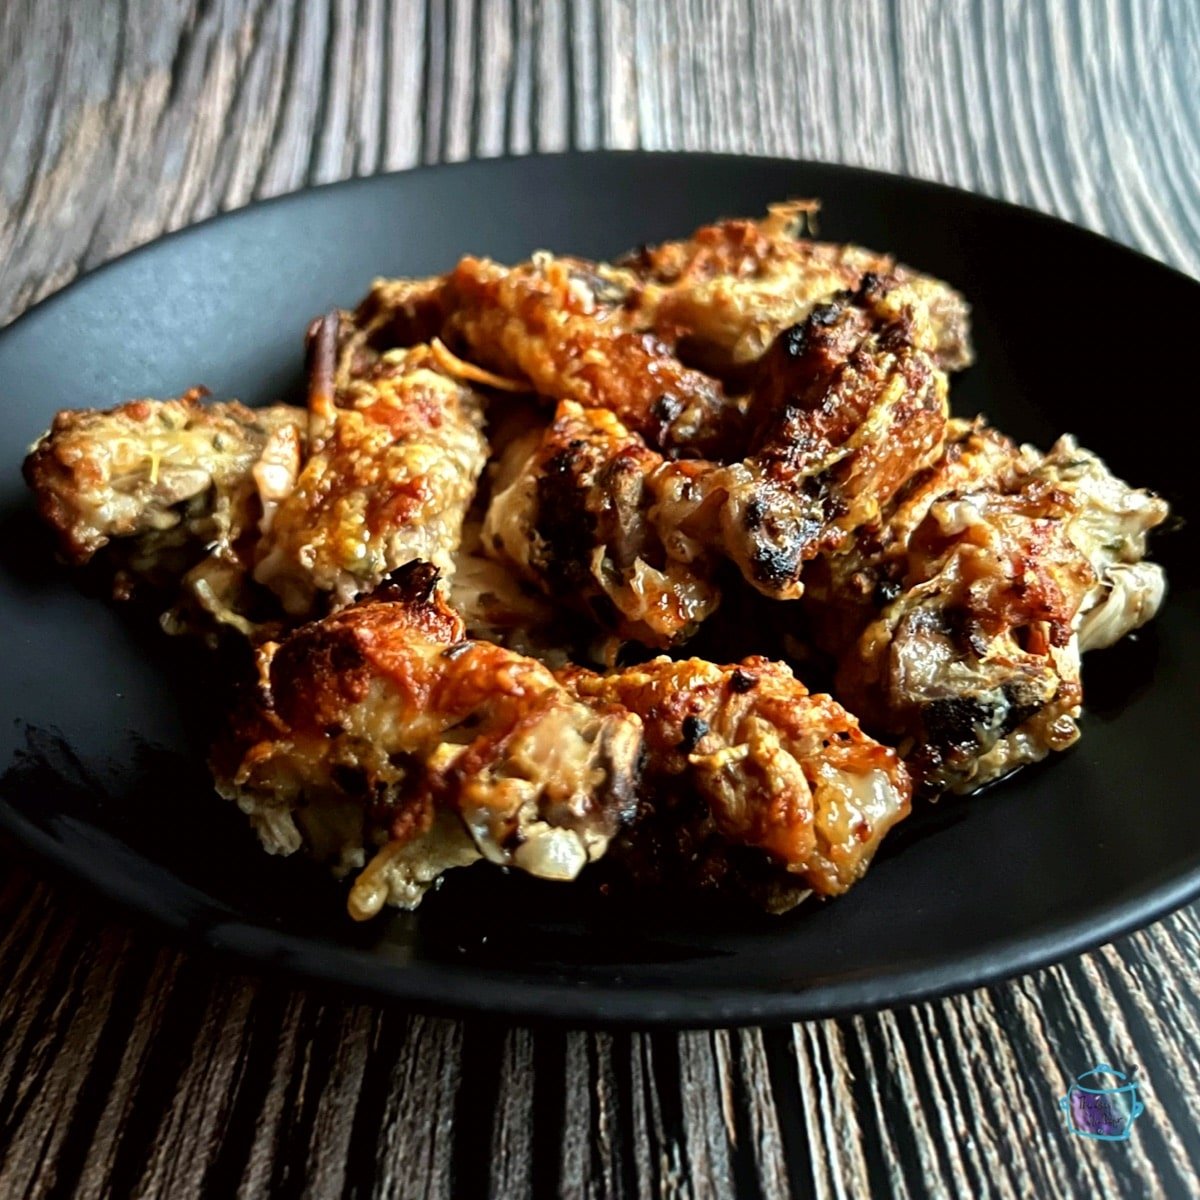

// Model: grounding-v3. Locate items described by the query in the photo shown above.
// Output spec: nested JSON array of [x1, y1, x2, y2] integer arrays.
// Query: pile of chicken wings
[[24, 203, 1167, 918]]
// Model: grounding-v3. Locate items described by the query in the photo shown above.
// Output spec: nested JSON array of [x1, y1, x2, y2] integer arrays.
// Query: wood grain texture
[[1, 2, 1198, 1197]]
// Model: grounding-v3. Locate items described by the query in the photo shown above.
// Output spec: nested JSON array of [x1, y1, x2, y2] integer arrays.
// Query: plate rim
[[5, 793, 1200, 1028], [3, 150, 1198, 1026]]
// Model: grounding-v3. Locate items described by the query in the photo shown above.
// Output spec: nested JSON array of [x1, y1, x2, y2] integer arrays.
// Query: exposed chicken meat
[[213, 562, 644, 917], [561, 655, 911, 907], [447, 517, 579, 666]]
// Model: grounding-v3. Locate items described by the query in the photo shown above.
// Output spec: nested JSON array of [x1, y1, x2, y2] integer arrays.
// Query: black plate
[[2, 153, 1197, 1026]]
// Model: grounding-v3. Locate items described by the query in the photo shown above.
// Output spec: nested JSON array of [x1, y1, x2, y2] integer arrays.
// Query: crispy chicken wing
[[439, 254, 742, 456], [483, 278, 949, 646], [619, 201, 973, 374], [337, 252, 745, 458], [483, 399, 722, 648], [253, 325, 489, 616], [562, 655, 911, 908], [802, 419, 1021, 656], [27, 322, 492, 634], [23, 387, 304, 566], [806, 421, 1168, 794], [213, 562, 644, 917], [709, 276, 948, 596], [23, 388, 306, 634]]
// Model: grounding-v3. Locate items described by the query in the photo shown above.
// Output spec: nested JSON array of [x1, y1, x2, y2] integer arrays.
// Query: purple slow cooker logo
[[1059, 1064, 1145, 1141]]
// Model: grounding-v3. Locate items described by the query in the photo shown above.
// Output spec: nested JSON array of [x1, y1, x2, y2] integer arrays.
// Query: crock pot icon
[[1059, 1064, 1145, 1140]]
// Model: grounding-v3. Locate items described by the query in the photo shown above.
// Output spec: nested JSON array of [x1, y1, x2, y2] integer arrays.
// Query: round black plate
[[1, 153, 1197, 1026]]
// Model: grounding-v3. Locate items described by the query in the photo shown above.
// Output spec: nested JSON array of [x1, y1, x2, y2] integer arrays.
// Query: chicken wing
[[483, 399, 722, 649], [806, 421, 1168, 794], [619, 201, 973, 374], [437, 253, 743, 456], [710, 275, 949, 596], [23, 387, 304, 566], [213, 562, 644, 917], [23, 388, 306, 634], [253, 324, 489, 616], [562, 655, 912, 908], [483, 277, 949, 647], [26, 314, 494, 637], [339, 203, 972, 439]]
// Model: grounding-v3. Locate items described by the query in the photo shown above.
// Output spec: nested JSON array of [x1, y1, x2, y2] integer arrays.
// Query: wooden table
[[2, 3, 1198, 1196]]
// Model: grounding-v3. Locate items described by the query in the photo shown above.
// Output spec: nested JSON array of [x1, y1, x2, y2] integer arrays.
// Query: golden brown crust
[[22, 388, 305, 566], [618, 202, 974, 373], [253, 343, 489, 616], [440, 254, 741, 456], [806, 422, 1168, 794], [563, 655, 911, 898], [23, 389, 307, 638], [331, 205, 972, 476], [214, 563, 644, 915], [332, 204, 972, 481]]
